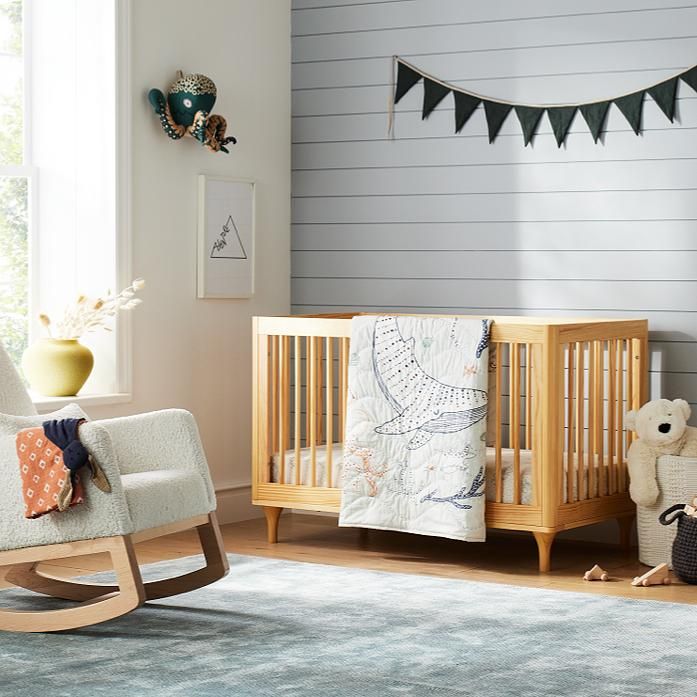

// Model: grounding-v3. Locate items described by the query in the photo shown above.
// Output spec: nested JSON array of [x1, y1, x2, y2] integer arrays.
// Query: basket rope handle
[[659, 503, 687, 526]]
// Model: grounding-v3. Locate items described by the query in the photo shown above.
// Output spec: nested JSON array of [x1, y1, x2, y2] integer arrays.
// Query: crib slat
[[495, 344, 503, 503], [308, 336, 317, 486], [305, 336, 311, 448], [294, 336, 301, 486], [567, 344, 575, 504], [595, 341, 604, 497], [587, 341, 596, 498], [525, 344, 532, 451], [626, 339, 633, 455], [338, 338, 345, 443], [617, 340, 625, 492], [256, 333, 270, 484], [510, 343, 521, 505], [530, 344, 543, 507], [576, 342, 585, 501], [608, 340, 616, 495], [316, 337, 324, 445], [278, 336, 287, 485], [326, 336, 334, 488], [271, 335, 278, 458], [342, 337, 350, 439]]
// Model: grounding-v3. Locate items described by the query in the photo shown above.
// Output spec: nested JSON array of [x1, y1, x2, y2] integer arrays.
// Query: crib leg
[[532, 531, 556, 573], [616, 514, 635, 551], [263, 506, 283, 544]]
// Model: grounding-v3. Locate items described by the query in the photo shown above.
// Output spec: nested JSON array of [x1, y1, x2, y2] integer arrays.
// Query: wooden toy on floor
[[632, 563, 671, 587], [583, 564, 609, 581]]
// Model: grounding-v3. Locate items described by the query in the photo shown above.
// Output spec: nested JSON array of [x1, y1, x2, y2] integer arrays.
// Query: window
[[0, 0, 29, 366], [0, 0, 125, 397]]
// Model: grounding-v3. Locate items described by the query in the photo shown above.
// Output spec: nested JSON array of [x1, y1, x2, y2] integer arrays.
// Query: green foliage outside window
[[0, 0, 28, 366]]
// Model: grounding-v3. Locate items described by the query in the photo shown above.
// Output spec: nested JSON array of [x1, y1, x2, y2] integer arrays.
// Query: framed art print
[[197, 175, 255, 298]]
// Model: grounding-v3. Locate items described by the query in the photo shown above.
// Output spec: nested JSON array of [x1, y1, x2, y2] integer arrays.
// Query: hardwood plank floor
[[2, 514, 696, 604]]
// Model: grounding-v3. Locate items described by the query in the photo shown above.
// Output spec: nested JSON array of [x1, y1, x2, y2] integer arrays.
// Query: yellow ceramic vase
[[21, 339, 94, 397]]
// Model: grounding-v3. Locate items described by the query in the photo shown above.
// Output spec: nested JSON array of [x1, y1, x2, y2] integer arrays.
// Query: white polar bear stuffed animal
[[625, 398, 697, 506]]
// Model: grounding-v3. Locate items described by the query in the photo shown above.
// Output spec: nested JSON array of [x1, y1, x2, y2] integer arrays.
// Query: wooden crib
[[252, 313, 648, 572]]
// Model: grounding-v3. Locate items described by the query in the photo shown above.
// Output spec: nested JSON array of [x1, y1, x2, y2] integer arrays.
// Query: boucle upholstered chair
[[0, 342, 228, 632]]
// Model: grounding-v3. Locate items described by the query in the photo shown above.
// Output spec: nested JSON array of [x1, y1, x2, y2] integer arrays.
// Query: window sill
[[31, 392, 132, 413]]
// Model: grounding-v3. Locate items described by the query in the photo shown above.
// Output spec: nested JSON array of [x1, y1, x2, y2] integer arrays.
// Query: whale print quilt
[[339, 315, 491, 542]]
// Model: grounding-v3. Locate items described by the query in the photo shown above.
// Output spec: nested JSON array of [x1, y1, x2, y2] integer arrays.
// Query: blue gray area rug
[[0, 553, 695, 696]]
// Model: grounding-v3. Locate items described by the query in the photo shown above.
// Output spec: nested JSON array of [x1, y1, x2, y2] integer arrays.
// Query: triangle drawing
[[210, 215, 247, 259]]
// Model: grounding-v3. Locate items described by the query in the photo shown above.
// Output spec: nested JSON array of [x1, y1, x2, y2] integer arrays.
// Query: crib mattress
[[271, 445, 610, 505]]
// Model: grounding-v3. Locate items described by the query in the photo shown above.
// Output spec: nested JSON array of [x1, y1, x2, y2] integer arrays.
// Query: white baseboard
[[214, 482, 263, 525]]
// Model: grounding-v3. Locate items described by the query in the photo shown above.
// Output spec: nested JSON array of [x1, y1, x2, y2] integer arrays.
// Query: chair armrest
[[94, 409, 216, 509], [0, 425, 133, 553]]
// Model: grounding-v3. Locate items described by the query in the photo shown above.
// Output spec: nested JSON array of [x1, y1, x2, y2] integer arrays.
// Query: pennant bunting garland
[[483, 101, 512, 143], [547, 106, 577, 147], [422, 78, 450, 119], [391, 56, 697, 146], [614, 91, 644, 135], [394, 62, 422, 104], [682, 66, 697, 92], [579, 101, 611, 143], [514, 105, 545, 146], [454, 91, 481, 133], [648, 77, 678, 122]]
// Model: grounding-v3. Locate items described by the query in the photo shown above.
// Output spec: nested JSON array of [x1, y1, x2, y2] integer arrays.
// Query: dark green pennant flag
[[614, 91, 644, 135], [580, 101, 611, 143], [648, 77, 678, 122], [391, 56, 697, 146], [422, 78, 450, 119], [483, 101, 512, 143], [681, 66, 697, 93], [514, 105, 545, 146], [547, 106, 576, 147], [454, 92, 480, 133], [394, 62, 422, 104]]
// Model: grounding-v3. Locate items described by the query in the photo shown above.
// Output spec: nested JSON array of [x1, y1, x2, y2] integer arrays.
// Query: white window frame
[[0, 0, 133, 410]]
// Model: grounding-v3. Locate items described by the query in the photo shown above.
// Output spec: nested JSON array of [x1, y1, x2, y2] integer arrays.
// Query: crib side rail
[[551, 321, 648, 525], [252, 317, 352, 500]]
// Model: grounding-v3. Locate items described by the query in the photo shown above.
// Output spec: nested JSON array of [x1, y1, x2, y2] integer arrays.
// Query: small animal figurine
[[148, 71, 236, 153], [583, 564, 609, 582], [631, 563, 672, 587]]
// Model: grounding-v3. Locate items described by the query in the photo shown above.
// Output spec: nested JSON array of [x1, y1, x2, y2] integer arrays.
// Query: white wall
[[290, 0, 697, 541], [88, 0, 291, 523], [291, 1, 697, 421]]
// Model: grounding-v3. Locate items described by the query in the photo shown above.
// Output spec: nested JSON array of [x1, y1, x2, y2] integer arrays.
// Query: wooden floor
[[3, 513, 696, 604]]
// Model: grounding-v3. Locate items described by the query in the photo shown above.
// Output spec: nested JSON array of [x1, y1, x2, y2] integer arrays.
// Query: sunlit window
[[0, 0, 28, 366], [0, 0, 121, 396]]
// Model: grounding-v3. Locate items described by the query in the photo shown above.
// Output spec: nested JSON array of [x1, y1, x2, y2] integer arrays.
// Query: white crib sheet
[[271, 445, 610, 504]]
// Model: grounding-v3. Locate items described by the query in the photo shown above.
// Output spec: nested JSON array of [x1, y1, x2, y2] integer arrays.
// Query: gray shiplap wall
[[290, 0, 697, 417]]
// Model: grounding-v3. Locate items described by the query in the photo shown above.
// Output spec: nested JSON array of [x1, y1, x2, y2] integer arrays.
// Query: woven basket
[[636, 455, 697, 567], [659, 504, 697, 584]]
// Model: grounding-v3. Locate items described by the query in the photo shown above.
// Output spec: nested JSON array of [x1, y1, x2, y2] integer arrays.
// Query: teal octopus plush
[[148, 71, 236, 153]]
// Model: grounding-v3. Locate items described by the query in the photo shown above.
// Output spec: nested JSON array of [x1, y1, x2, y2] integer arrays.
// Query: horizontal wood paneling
[[293, 128, 697, 168], [293, 158, 697, 197], [292, 221, 697, 251], [291, 278, 697, 312], [291, 1, 697, 420], [292, 250, 697, 280], [292, 6, 697, 63], [293, 39, 697, 90], [292, 1, 695, 34], [292, 190, 697, 223]]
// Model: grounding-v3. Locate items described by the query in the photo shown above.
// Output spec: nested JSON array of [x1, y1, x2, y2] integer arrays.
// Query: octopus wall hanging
[[148, 71, 237, 154]]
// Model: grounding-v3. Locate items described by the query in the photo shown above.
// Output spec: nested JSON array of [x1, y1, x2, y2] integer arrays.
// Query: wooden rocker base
[[0, 512, 228, 633]]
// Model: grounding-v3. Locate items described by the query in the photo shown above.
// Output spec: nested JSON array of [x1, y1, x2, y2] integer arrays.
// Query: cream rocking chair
[[0, 343, 229, 632]]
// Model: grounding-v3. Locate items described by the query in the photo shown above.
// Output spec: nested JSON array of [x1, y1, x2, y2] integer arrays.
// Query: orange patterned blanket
[[15, 420, 110, 519]]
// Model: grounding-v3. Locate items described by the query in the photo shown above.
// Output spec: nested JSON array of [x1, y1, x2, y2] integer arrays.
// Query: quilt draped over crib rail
[[338, 315, 491, 541]]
